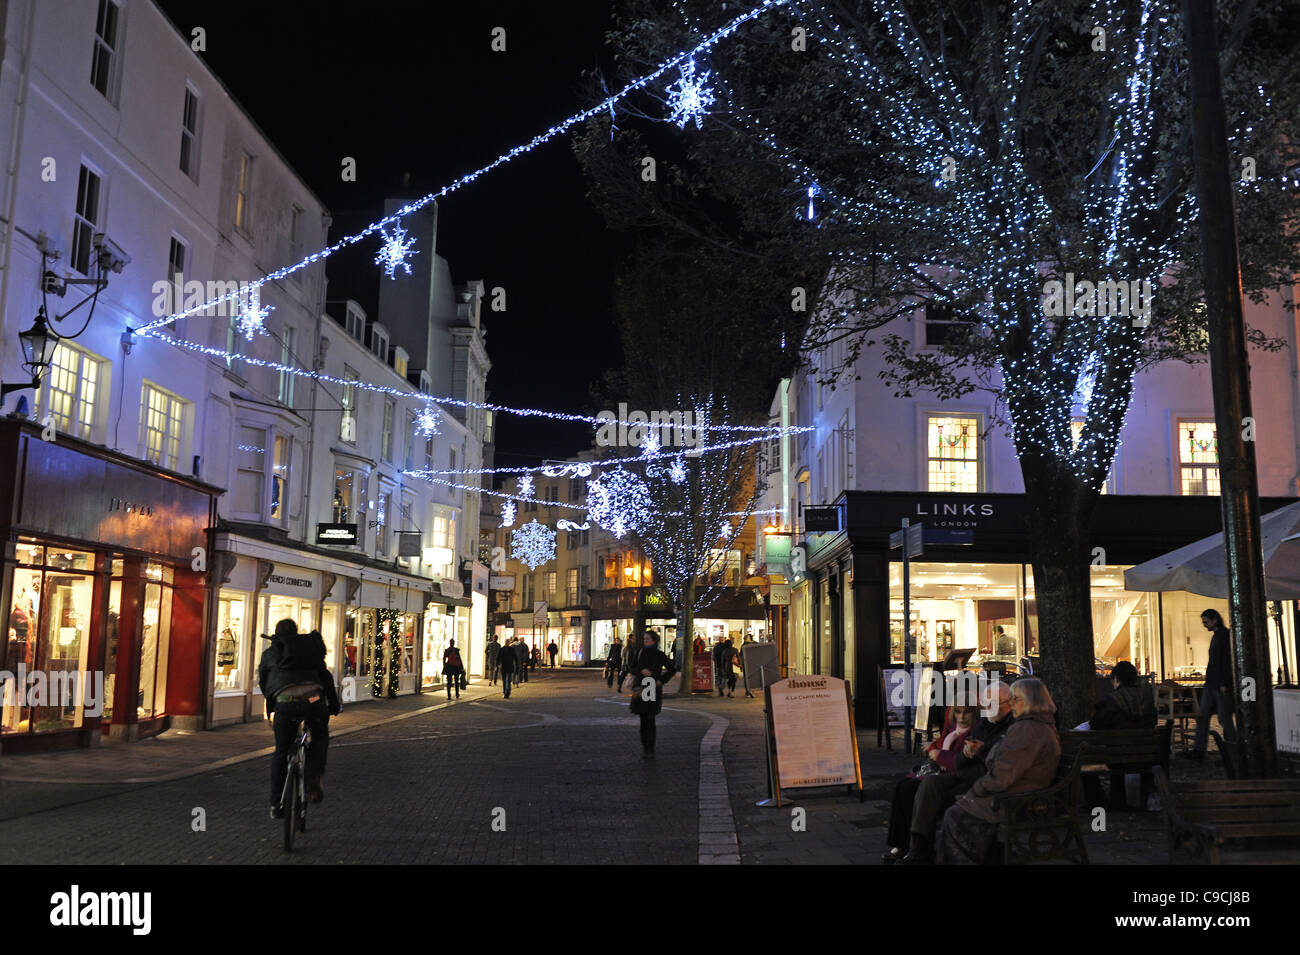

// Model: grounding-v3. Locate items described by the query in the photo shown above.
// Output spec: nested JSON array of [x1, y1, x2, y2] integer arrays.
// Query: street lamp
[[2, 308, 59, 399]]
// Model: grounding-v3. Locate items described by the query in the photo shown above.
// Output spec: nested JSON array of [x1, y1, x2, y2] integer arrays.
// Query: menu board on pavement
[[765, 675, 863, 803]]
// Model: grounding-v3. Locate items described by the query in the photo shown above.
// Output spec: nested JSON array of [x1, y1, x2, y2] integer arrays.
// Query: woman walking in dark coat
[[629, 629, 677, 758]]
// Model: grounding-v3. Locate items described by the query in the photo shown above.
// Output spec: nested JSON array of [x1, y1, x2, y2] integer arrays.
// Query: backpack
[[275, 631, 324, 671], [446, 648, 463, 670]]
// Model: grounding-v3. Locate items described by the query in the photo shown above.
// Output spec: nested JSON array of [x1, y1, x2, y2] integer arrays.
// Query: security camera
[[92, 233, 131, 273]]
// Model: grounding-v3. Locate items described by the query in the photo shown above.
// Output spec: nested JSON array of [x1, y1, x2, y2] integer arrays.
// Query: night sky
[[155, 0, 622, 466]]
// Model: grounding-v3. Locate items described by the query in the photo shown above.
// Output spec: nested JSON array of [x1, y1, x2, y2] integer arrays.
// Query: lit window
[[139, 382, 186, 471], [90, 0, 121, 101], [270, 434, 290, 522], [235, 152, 252, 233], [71, 165, 102, 275], [180, 87, 199, 178], [1179, 421, 1219, 496], [39, 343, 102, 441], [927, 415, 979, 493]]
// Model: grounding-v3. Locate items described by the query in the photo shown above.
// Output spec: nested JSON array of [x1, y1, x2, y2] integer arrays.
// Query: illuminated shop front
[[0, 422, 216, 751], [801, 490, 1299, 728], [590, 585, 765, 664]]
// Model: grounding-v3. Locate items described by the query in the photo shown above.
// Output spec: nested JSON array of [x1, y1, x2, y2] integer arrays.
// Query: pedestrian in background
[[486, 636, 501, 686], [442, 639, 464, 700], [515, 639, 530, 683], [547, 640, 559, 668], [1189, 609, 1237, 759], [498, 637, 517, 698], [629, 629, 677, 758], [719, 638, 740, 698], [712, 639, 727, 697], [605, 637, 623, 690], [620, 632, 641, 694]]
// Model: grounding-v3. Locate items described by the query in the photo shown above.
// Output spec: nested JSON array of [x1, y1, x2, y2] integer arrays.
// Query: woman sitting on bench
[[936, 677, 1061, 865]]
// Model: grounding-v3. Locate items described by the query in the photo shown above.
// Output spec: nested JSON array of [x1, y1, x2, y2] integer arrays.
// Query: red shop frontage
[[0, 421, 219, 752]]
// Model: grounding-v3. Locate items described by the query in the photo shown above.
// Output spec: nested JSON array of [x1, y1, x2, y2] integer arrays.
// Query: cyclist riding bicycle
[[258, 618, 339, 818]]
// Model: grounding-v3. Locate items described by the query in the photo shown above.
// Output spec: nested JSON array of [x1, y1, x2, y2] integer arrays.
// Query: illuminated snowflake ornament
[[720, 520, 732, 539], [511, 520, 556, 570], [640, 430, 660, 460], [666, 58, 715, 129], [375, 224, 417, 279], [669, 456, 687, 484], [585, 468, 652, 539], [415, 406, 440, 438], [500, 499, 516, 528], [519, 475, 535, 499], [235, 287, 273, 341]]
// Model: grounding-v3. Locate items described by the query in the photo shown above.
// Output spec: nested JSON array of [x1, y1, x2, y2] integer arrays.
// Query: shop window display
[[4, 543, 96, 733], [215, 592, 248, 692]]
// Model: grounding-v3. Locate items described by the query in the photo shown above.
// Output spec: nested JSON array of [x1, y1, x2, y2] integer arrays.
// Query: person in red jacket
[[882, 705, 978, 863]]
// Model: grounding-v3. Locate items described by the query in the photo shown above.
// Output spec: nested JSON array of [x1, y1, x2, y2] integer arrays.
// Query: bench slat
[[1210, 822, 1300, 838], [1181, 808, 1300, 824]]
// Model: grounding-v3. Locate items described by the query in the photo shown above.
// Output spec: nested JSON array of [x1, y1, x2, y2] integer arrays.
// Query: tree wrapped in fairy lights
[[583, 0, 1300, 724]]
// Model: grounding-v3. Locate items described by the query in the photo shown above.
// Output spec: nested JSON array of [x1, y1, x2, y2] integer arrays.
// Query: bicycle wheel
[[283, 762, 299, 852]]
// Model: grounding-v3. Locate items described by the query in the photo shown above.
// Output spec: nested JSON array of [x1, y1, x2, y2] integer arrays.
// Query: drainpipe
[[0, 0, 37, 374]]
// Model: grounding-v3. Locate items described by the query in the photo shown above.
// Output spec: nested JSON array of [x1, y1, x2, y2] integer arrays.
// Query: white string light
[[135, 0, 791, 336]]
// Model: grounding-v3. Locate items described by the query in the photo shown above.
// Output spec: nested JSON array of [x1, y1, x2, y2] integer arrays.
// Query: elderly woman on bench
[[936, 677, 1061, 865]]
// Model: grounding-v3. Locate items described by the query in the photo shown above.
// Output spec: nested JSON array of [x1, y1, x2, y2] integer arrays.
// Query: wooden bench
[[992, 748, 1090, 864], [1153, 767, 1300, 863], [1059, 721, 1173, 802]]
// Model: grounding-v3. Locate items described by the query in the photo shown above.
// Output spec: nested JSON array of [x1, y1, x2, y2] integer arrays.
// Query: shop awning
[[1124, 501, 1300, 599]]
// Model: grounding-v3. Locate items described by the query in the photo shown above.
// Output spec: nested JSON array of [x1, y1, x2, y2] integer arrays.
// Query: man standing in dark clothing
[[516, 640, 530, 683], [892, 679, 1014, 865], [486, 637, 501, 686], [712, 640, 726, 697], [547, 640, 559, 668], [1191, 609, 1237, 758], [605, 637, 623, 689], [259, 619, 339, 817], [498, 638, 517, 698]]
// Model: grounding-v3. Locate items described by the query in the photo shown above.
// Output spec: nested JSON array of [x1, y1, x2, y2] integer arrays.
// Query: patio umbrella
[[1123, 501, 1300, 599]]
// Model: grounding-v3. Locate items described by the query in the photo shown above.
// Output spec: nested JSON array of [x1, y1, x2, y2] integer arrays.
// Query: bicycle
[[279, 721, 310, 852]]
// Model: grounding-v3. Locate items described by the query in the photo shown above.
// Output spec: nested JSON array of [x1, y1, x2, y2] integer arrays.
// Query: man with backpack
[[258, 618, 339, 818], [442, 639, 465, 700]]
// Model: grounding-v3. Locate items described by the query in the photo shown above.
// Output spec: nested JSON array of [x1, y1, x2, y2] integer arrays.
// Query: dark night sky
[[155, 0, 623, 466]]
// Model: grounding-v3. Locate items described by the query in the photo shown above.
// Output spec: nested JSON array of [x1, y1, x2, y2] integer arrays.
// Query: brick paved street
[[0, 667, 1270, 865]]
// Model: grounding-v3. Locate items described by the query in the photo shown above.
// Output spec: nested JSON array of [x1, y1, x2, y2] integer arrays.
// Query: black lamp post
[[2, 308, 58, 399]]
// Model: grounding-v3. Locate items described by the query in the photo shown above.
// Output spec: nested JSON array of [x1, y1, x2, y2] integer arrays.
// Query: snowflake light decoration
[[585, 468, 652, 539], [500, 499, 516, 528], [375, 224, 417, 279], [669, 456, 687, 484], [719, 520, 731, 539], [519, 475, 535, 499], [640, 431, 660, 459], [235, 288, 273, 341], [511, 520, 556, 570], [666, 58, 715, 130], [415, 406, 440, 438]]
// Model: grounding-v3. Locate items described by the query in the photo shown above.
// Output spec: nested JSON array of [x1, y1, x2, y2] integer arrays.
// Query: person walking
[[619, 633, 640, 694], [547, 640, 559, 668], [442, 639, 465, 700], [1190, 608, 1238, 759], [712, 639, 727, 697], [486, 636, 501, 686], [628, 629, 677, 758], [605, 637, 623, 690], [719, 638, 740, 698], [499, 638, 518, 698], [515, 639, 530, 684]]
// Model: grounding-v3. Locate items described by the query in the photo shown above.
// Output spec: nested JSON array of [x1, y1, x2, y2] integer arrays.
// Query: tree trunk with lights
[[1019, 451, 1099, 728], [676, 577, 697, 696]]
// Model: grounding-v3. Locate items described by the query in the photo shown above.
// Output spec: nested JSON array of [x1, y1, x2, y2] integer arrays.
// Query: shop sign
[[317, 523, 358, 545], [17, 435, 210, 561], [769, 584, 791, 606], [489, 575, 515, 591], [764, 534, 791, 574], [439, 578, 465, 598], [1277, 688, 1300, 754], [397, 532, 422, 557], [805, 506, 840, 533], [265, 570, 320, 599]]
